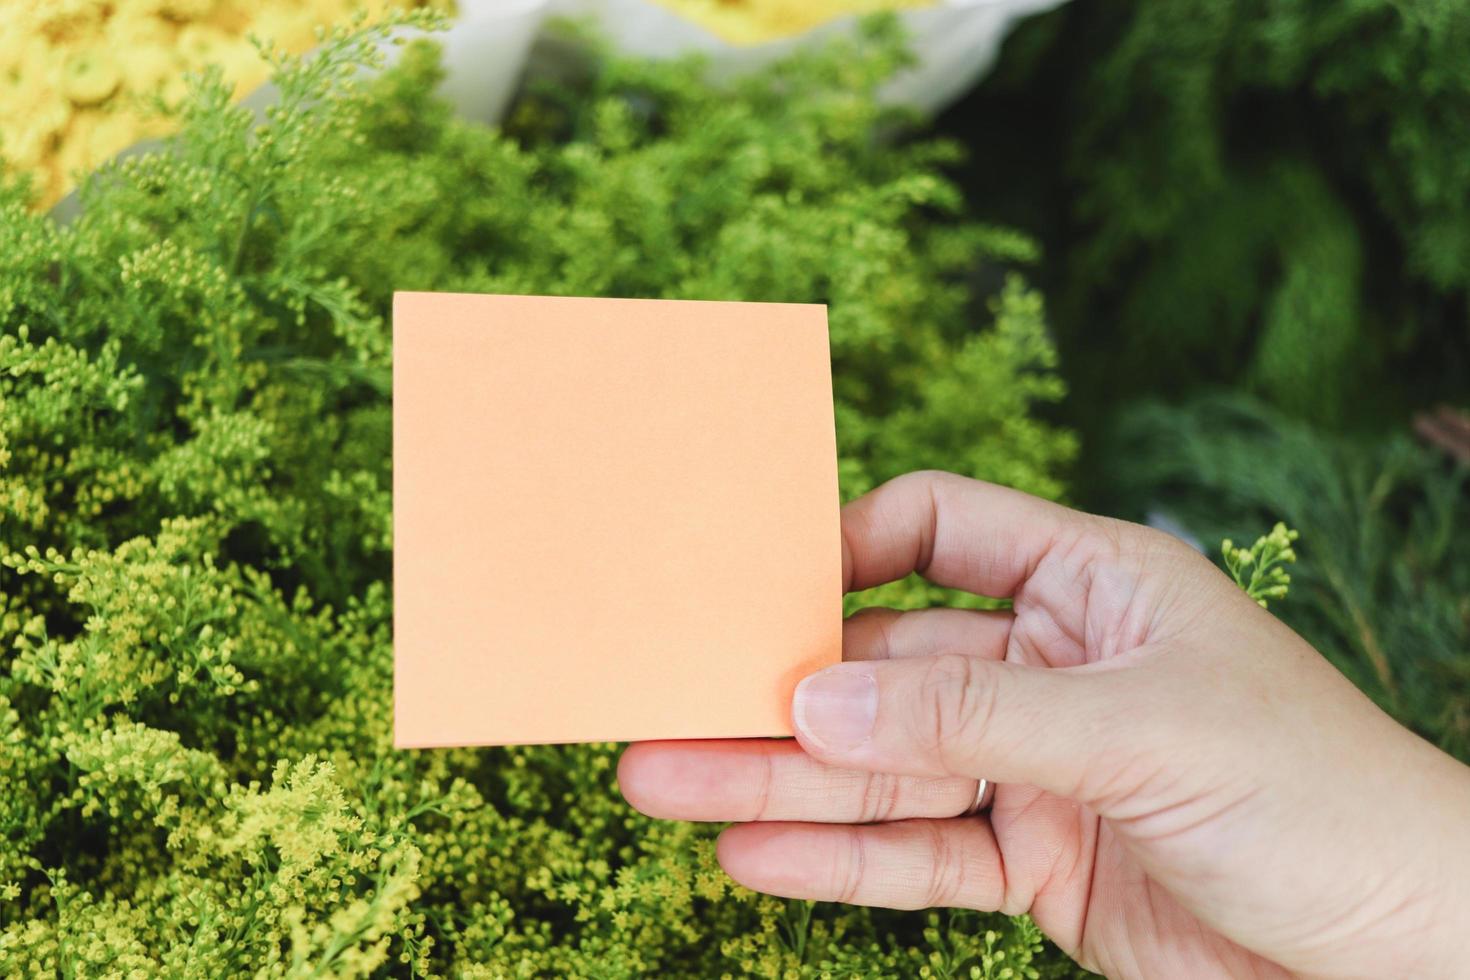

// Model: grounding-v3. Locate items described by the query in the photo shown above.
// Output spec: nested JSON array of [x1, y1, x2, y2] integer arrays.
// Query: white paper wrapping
[[50, 0, 1066, 218], [544, 0, 1067, 115]]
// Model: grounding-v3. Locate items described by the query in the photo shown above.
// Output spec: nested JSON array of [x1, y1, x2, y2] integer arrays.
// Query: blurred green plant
[[0, 16, 1081, 976], [1114, 395, 1470, 760], [959, 0, 1470, 431]]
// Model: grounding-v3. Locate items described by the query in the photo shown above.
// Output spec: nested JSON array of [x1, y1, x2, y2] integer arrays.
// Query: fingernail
[[793, 668, 877, 750]]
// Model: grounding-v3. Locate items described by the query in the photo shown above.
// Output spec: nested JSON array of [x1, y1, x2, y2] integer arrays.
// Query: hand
[[618, 471, 1470, 978]]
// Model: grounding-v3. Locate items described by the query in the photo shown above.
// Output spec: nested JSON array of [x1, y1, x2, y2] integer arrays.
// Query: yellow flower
[[149, 0, 222, 19], [211, 38, 270, 99], [176, 23, 233, 63], [207, 1, 254, 35], [82, 110, 138, 169], [252, 7, 326, 55], [59, 45, 121, 105], [0, 64, 68, 171], [3, 119, 56, 173], [115, 43, 184, 96], [309, 0, 359, 26], [55, 109, 101, 180], [652, 0, 933, 44], [3, 0, 432, 208], [0, 30, 52, 91], [30, 0, 109, 44], [105, 11, 178, 48]]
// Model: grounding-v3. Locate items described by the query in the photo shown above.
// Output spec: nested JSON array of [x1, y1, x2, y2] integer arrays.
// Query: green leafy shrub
[[0, 18, 1079, 976], [1113, 395, 1470, 760], [954, 0, 1470, 430]]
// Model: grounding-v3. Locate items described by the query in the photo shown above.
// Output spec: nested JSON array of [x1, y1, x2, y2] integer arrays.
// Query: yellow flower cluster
[[0, 0, 434, 209], [652, 0, 933, 45]]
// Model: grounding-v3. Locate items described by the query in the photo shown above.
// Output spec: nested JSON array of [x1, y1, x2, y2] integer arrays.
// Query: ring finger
[[620, 739, 979, 823]]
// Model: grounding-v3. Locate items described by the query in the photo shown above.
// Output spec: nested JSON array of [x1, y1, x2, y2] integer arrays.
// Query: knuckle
[[835, 826, 866, 904], [1109, 513, 1207, 571], [844, 606, 900, 661], [900, 468, 953, 489], [856, 771, 901, 823], [750, 749, 775, 821], [914, 654, 996, 777], [1076, 512, 1130, 559], [920, 821, 962, 909]]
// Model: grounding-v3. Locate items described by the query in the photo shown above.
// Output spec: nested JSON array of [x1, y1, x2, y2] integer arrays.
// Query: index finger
[[841, 471, 1082, 597]]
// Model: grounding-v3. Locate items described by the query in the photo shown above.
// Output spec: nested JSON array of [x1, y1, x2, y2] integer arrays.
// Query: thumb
[[791, 654, 1164, 807]]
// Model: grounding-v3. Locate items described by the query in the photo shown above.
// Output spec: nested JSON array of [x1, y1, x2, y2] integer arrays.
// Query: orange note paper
[[393, 292, 841, 748]]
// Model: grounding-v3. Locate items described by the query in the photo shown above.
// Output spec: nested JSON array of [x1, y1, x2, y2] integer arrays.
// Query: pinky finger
[[716, 818, 1007, 912]]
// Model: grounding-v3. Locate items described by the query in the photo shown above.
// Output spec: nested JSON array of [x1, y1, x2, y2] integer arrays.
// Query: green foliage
[[1114, 395, 1470, 760], [954, 3, 1470, 776], [0, 17, 1078, 976], [1221, 523, 1298, 608], [963, 0, 1470, 429]]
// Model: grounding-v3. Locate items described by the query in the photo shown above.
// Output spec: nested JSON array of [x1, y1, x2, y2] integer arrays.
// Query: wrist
[[1362, 748, 1470, 977]]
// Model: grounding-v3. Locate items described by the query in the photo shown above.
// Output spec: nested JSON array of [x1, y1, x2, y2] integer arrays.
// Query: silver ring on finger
[[962, 778, 995, 816]]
